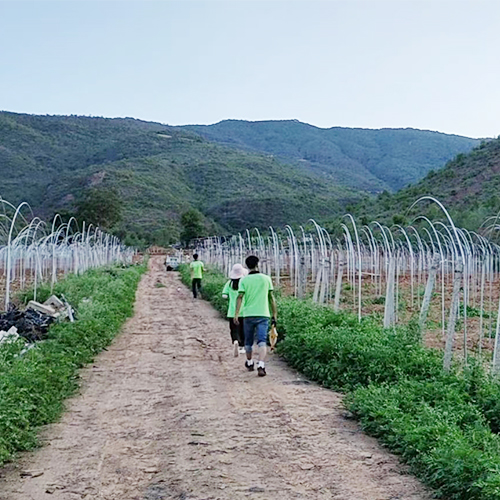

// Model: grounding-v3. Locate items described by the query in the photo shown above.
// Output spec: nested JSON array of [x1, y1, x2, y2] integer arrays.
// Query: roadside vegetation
[[0, 263, 146, 466], [179, 264, 500, 500]]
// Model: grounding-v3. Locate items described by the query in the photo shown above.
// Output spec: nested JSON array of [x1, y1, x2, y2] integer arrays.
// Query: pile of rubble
[[0, 295, 75, 345]]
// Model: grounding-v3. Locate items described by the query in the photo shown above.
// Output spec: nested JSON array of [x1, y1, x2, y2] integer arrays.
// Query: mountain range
[[182, 120, 480, 192], [0, 111, 484, 244]]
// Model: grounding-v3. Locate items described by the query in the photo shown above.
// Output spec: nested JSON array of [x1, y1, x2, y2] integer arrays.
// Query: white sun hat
[[229, 263, 248, 280]]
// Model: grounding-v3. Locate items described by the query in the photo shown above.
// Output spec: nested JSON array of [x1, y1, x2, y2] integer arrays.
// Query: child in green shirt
[[189, 254, 205, 298], [222, 263, 248, 357]]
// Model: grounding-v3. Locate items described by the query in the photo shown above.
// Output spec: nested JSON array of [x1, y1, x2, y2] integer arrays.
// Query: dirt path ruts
[[0, 257, 431, 500]]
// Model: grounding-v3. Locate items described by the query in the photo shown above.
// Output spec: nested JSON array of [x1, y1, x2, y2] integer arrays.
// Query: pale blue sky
[[1, 0, 499, 138]]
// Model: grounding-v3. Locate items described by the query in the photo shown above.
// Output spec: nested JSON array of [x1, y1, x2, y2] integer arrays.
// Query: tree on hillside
[[150, 225, 180, 247], [180, 208, 206, 246], [75, 188, 123, 230]]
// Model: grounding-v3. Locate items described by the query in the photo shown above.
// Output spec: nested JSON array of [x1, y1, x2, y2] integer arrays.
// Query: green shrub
[[277, 299, 442, 390], [463, 362, 500, 434], [348, 382, 500, 500]]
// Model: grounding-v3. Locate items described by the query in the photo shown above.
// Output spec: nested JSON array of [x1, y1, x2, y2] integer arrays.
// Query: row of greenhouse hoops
[[196, 197, 500, 375], [0, 199, 135, 309]]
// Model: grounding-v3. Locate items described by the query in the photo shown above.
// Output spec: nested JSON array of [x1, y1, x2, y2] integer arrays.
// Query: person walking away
[[190, 254, 204, 298], [234, 255, 277, 377], [222, 264, 248, 357]]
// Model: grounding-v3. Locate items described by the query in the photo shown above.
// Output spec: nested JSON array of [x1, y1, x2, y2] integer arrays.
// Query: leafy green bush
[[0, 263, 146, 465], [463, 363, 500, 434], [348, 382, 500, 500], [277, 298, 442, 390]]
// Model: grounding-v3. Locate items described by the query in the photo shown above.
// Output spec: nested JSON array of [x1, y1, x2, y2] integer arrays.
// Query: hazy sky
[[1, 0, 499, 138]]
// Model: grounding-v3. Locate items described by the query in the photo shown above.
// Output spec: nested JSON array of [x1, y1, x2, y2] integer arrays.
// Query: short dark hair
[[245, 255, 259, 269], [193, 254, 198, 260]]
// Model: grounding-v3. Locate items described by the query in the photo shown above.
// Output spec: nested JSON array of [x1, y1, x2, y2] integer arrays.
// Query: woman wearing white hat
[[222, 263, 249, 357]]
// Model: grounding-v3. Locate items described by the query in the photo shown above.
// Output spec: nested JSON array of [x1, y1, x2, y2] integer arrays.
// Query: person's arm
[[222, 281, 229, 299], [234, 293, 244, 325], [269, 291, 277, 324]]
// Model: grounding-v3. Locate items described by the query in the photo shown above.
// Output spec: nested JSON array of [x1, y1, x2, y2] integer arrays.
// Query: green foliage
[[348, 382, 500, 500], [0, 263, 146, 465], [180, 208, 206, 246], [277, 299, 441, 390], [353, 136, 500, 229], [275, 296, 500, 499], [392, 213, 407, 225], [0, 112, 481, 245], [0, 112, 363, 244], [460, 304, 490, 319], [462, 362, 500, 434], [74, 187, 123, 230]]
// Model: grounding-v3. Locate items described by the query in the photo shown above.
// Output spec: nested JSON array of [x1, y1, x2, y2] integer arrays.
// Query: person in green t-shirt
[[189, 254, 205, 298], [234, 255, 277, 377], [222, 263, 248, 357]]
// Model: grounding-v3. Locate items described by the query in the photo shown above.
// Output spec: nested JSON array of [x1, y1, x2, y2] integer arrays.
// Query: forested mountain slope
[[354, 137, 500, 229], [0, 112, 486, 244], [0, 112, 360, 242], [182, 120, 481, 192]]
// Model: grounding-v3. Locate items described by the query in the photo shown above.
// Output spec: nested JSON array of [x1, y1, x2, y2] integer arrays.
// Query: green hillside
[[0, 112, 486, 244], [182, 120, 481, 192], [0, 112, 360, 243], [353, 137, 500, 229]]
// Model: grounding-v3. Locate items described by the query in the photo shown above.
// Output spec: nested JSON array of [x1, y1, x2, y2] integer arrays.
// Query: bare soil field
[[288, 270, 500, 358], [0, 257, 431, 500]]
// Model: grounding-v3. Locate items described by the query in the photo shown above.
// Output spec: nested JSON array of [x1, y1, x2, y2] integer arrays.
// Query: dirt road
[[0, 257, 431, 500]]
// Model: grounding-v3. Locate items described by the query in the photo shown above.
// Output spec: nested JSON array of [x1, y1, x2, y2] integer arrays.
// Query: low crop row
[[278, 299, 500, 499], [179, 264, 500, 500], [0, 263, 146, 465]]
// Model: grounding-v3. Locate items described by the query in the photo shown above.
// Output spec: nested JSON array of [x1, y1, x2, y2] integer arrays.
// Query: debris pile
[[0, 326, 19, 343], [0, 295, 75, 344]]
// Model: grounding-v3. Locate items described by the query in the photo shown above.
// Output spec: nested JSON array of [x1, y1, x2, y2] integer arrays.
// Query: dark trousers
[[229, 318, 245, 347], [192, 278, 202, 298]]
